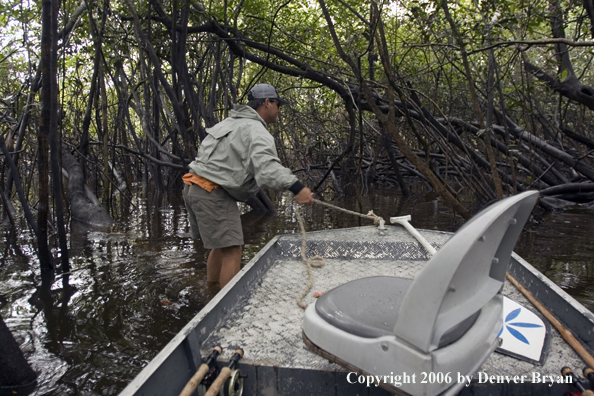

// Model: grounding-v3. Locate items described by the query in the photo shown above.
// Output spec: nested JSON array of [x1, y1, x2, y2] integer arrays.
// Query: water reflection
[[1, 189, 593, 395]]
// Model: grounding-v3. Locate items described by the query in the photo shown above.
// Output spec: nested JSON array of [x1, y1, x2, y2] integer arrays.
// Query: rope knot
[[367, 210, 382, 226]]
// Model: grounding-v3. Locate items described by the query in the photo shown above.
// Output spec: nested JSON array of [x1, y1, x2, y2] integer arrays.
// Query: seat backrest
[[393, 191, 539, 352]]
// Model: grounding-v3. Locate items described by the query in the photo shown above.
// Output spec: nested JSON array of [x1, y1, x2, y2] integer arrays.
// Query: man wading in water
[[183, 84, 314, 287]]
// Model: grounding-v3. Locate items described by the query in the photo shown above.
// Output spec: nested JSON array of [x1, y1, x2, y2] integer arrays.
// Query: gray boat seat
[[302, 191, 540, 396], [315, 276, 481, 347], [315, 276, 413, 338]]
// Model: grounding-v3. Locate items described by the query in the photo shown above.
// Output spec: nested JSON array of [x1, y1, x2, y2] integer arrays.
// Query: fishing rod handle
[[204, 349, 244, 396], [205, 346, 224, 367], [178, 346, 222, 396], [562, 367, 594, 395], [228, 349, 244, 367], [204, 367, 232, 396], [178, 365, 210, 396], [585, 367, 594, 386]]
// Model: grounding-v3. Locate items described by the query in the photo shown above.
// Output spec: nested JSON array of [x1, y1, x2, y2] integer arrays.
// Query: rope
[[295, 207, 325, 309], [313, 199, 384, 226], [295, 199, 386, 309]]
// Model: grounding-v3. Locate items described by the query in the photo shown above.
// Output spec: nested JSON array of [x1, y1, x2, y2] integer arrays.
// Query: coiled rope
[[295, 199, 385, 309], [295, 207, 325, 309]]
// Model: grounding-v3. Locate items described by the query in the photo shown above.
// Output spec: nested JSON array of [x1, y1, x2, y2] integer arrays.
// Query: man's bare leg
[[219, 246, 242, 287], [207, 249, 223, 283], [207, 246, 242, 287]]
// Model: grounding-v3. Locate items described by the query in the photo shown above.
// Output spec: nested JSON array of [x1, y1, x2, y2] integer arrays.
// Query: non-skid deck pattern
[[202, 257, 427, 369], [200, 226, 584, 380]]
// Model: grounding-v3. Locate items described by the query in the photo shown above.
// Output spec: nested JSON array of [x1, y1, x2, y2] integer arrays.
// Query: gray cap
[[248, 83, 290, 106]]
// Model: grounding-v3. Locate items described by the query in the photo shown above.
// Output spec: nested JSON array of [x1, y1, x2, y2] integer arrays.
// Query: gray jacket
[[188, 105, 298, 202]]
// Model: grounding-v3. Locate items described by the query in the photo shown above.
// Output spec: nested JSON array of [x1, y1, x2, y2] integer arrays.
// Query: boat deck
[[121, 225, 594, 396], [201, 226, 582, 379]]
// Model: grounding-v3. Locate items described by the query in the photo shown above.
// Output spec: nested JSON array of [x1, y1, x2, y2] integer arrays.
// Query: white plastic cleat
[[390, 215, 437, 255]]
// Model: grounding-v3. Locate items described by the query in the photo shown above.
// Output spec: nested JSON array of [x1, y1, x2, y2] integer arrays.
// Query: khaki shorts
[[183, 184, 244, 249]]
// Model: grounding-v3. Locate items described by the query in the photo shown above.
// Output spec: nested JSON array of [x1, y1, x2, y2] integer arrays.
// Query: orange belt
[[182, 173, 219, 192]]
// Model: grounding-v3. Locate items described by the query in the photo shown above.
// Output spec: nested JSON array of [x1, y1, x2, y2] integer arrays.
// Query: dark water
[[1, 188, 593, 395]]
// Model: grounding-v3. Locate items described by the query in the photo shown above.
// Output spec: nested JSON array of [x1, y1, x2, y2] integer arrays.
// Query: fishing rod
[[508, 275, 594, 370], [561, 367, 594, 396], [178, 346, 222, 396], [585, 367, 594, 388], [204, 348, 244, 396]]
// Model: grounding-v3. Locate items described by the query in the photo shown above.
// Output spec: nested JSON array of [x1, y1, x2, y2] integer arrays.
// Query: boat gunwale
[[119, 235, 283, 396], [509, 252, 594, 351]]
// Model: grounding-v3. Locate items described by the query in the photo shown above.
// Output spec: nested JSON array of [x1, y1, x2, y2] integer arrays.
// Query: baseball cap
[[248, 83, 290, 106]]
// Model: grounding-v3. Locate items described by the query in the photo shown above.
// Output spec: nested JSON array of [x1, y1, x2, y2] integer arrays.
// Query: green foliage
[[2, 0, 594, 194]]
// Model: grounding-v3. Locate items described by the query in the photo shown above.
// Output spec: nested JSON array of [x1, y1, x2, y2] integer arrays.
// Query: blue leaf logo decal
[[507, 326, 530, 344], [505, 308, 521, 322], [500, 307, 543, 345], [508, 322, 542, 328]]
